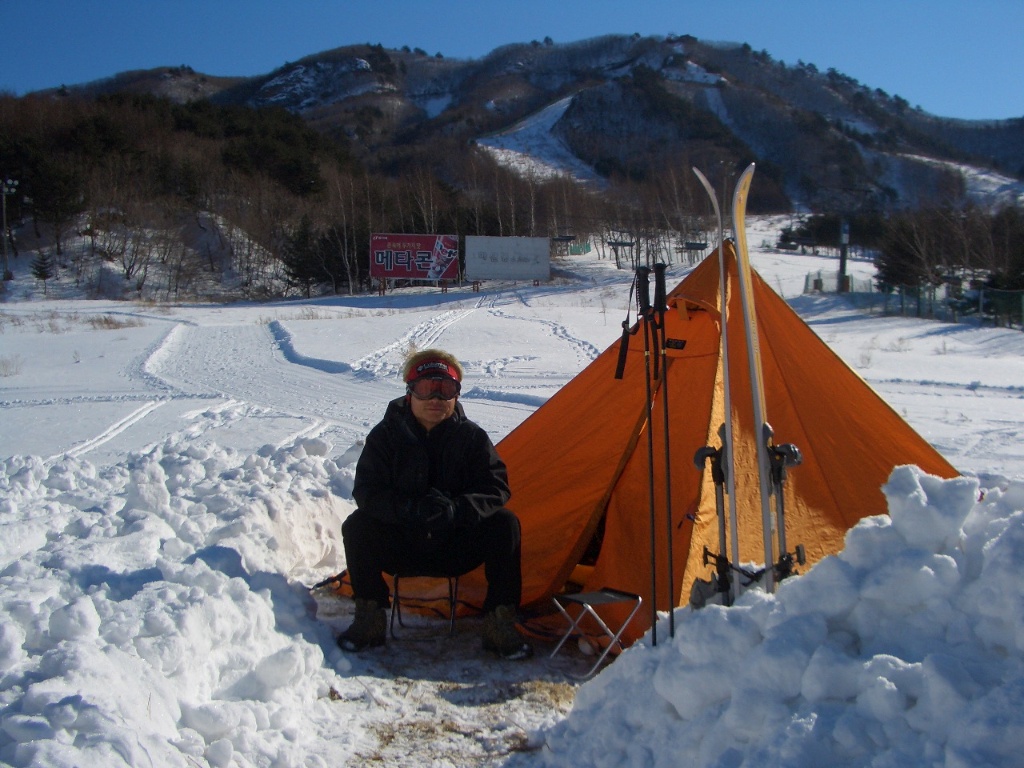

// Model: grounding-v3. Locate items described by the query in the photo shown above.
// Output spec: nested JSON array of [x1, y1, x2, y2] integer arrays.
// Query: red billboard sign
[[369, 233, 459, 280]]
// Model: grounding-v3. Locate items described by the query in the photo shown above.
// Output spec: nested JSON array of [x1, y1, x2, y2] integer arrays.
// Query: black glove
[[418, 488, 456, 530], [454, 504, 479, 528]]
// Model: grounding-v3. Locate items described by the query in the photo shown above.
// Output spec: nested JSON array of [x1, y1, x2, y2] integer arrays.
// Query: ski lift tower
[[838, 219, 850, 292]]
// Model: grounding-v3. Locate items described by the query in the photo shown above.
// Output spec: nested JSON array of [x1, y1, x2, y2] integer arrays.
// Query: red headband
[[406, 358, 461, 382]]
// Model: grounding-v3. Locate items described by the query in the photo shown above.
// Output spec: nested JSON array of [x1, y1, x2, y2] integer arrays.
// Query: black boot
[[338, 598, 387, 652], [482, 605, 533, 660]]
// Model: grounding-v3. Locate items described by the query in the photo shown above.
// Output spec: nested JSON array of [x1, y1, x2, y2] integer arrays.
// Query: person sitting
[[338, 348, 533, 660]]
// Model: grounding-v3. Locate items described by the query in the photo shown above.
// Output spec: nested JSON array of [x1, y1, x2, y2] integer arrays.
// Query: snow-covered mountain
[[66, 34, 1024, 210]]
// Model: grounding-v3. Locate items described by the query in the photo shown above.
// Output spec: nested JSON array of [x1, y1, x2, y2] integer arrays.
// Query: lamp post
[[2, 178, 17, 281]]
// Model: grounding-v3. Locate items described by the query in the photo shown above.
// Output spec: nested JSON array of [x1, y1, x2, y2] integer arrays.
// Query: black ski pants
[[341, 508, 522, 612]]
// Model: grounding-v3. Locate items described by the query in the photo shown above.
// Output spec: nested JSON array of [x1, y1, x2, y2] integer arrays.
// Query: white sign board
[[464, 236, 551, 281]]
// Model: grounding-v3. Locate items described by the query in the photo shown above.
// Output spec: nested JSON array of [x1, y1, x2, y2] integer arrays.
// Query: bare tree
[[322, 166, 365, 294]]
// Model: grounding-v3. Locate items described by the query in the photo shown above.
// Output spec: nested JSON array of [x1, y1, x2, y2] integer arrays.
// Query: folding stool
[[389, 574, 460, 638], [549, 587, 643, 678]]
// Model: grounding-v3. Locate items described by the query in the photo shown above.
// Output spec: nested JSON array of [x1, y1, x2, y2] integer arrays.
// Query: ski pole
[[637, 265, 658, 646], [614, 277, 638, 380], [653, 262, 676, 637]]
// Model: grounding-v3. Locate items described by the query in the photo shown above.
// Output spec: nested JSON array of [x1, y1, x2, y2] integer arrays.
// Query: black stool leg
[[390, 575, 403, 639], [447, 577, 459, 635], [390, 574, 460, 638]]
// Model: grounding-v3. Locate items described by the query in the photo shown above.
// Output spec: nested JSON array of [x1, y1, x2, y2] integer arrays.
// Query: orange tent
[[356, 243, 958, 643]]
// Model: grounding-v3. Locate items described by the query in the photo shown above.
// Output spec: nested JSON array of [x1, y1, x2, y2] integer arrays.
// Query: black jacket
[[352, 396, 511, 530]]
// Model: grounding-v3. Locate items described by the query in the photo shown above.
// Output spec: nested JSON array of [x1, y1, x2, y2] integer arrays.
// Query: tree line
[[1, 91, 1020, 302], [1, 91, 743, 298], [787, 207, 1024, 295]]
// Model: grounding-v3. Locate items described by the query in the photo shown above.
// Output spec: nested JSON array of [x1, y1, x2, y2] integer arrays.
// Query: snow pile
[[538, 466, 1024, 767], [5, 432, 1023, 767], [0, 431, 356, 767]]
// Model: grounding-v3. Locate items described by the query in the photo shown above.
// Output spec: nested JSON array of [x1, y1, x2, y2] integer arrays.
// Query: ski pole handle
[[614, 320, 631, 379], [653, 263, 667, 314], [637, 266, 652, 315]]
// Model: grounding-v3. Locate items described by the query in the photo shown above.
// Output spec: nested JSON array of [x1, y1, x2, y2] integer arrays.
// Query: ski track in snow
[[268, 320, 354, 375], [488, 308, 601, 370], [114, 308, 486, 463], [0, 393, 181, 409], [55, 400, 167, 461], [350, 308, 476, 379], [135, 321, 213, 396], [872, 377, 1024, 397], [145, 321, 374, 450]]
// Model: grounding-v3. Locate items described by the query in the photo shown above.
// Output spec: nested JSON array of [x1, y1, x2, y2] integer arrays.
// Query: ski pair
[[693, 164, 804, 602]]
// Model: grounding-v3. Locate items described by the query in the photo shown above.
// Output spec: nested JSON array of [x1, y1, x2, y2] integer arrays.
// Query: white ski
[[731, 163, 779, 592], [693, 167, 740, 603]]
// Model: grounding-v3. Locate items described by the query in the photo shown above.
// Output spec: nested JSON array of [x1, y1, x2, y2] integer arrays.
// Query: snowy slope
[[476, 96, 603, 184]]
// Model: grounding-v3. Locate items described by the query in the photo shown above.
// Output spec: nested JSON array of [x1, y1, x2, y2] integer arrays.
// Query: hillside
[[5, 34, 1021, 307], [57, 34, 1024, 211]]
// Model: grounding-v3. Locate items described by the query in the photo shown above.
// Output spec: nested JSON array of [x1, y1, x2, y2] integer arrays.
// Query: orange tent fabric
[[360, 243, 959, 643]]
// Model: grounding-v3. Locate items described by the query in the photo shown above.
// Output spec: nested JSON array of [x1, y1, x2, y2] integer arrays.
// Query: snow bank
[[0, 429, 356, 767], [538, 466, 1024, 768], [3, 430, 1024, 766]]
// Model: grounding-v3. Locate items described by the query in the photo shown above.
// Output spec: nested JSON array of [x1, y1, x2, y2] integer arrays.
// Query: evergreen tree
[[876, 213, 929, 291], [31, 160, 84, 257], [281, 215, 322, 298], [31, 250, 55, 294]]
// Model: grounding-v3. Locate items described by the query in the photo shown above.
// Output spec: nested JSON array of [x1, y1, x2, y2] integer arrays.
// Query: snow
[[663, 60, 725, 86], [476, 97, 603, 185], [414, 93, 454, 119], [903, 154, 1024, 208], [258, 59, 386, 111], [543, 466, 1024, 767], [2, 218, 1024, 766]]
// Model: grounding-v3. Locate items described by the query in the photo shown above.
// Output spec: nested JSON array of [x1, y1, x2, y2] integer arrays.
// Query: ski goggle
[[407, 376, 461, 401]]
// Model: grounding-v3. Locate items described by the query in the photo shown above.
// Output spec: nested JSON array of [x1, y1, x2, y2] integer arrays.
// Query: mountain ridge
[[34, 33, 1024, 210]]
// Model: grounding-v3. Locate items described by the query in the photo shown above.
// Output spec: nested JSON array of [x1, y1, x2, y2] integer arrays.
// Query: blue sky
[[2, 0, 1022, 120]]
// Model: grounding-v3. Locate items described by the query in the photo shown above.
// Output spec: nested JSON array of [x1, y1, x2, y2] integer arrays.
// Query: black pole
[[637, 265, 658, 646], [614, 277, 638, 380], [838, 219, 849, 293], [653, 262, 676, 637]]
